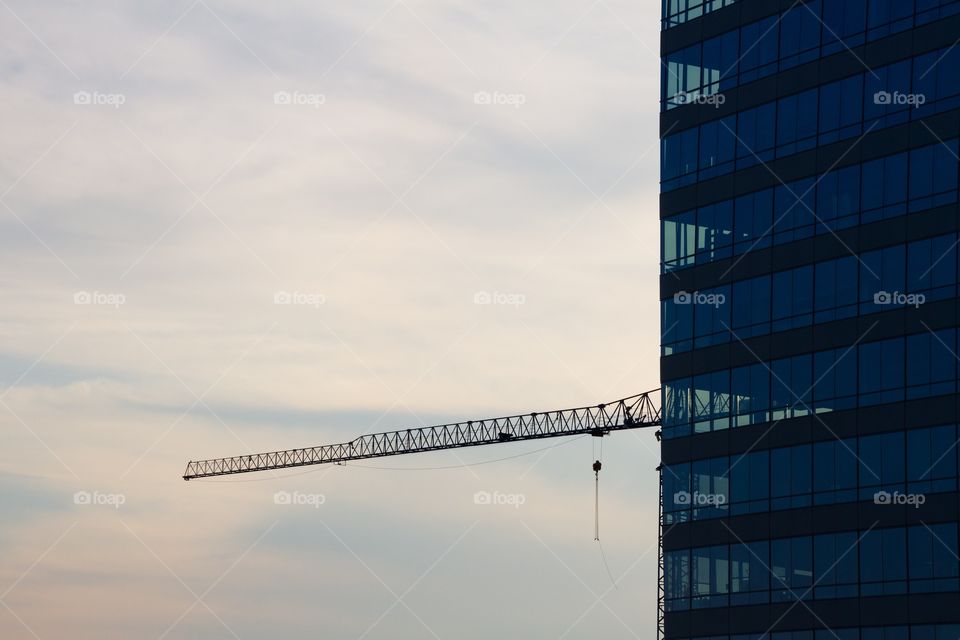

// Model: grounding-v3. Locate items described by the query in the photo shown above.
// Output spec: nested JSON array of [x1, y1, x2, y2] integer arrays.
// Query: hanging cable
[[592, 459, 602, 540], [597, 539, 619, 590], [591, 448, 618, 589]]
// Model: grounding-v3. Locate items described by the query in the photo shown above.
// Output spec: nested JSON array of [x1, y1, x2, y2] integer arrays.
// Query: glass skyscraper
[[659, 1, 960, 638]]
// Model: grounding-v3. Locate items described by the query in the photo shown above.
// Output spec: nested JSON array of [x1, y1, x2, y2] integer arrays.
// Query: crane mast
[[183, 389, 661, 480]]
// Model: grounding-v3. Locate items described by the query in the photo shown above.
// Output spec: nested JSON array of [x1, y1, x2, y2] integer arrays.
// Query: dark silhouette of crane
[[182, 389, 660, 480], [182, 388, 665, 637]]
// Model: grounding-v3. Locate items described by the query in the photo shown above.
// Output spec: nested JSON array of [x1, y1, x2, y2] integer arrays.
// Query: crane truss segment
[[183, 389, 661, 480]]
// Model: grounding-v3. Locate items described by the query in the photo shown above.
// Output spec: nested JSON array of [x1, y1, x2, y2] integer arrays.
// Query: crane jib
[[182, 389, 662, 480]]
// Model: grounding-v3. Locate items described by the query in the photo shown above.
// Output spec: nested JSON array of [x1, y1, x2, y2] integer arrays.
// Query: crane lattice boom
[[183, 389, 661, 480]]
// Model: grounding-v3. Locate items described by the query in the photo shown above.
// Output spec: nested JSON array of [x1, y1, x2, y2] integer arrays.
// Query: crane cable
[[592, 437, 618, 589], [593, 459, 601, 540], [592, 436, 603, 540]]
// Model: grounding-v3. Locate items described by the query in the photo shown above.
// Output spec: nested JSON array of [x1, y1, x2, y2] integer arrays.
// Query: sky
[[0, 0, 664, 637]]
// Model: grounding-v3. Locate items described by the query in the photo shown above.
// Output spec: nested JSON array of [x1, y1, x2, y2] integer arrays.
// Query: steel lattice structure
[[183, 389, 661, 480]]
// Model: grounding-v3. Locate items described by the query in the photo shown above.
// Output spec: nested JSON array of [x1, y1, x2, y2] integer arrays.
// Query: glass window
[[692, 545, 729, 608], [771, 354, 812, 420], [702, 30, 739, 94], [730, 540, 769, 605], [731, 363, 770, 427], [662, 210, 697, 271], [817, 631, 859, 640], [860, 244, 905, 314], [813, 438, 857, 504], [662, 126, 699, 190], [812, 346, 857, 413], [867, 0, 914, 40], [860, 527, 907, 595], [864, 60, 912, 128], [693, 370, 731, 434], [862, 627, 909, 640], [699, 116, 737, 179], [734, 188, 774, 254], [663, 43, 702, 108], [859, 431, 905, 500], [814, 531, 858, 598], [913, 45, 960, 116], [730, 449, 769, 515], [908, 523, 959, 592], [662, 294, 694, 355], [771, 444, 812, 510], [817, 164, 860, 233], [906, 330, 956, 398], [736, 102, 776, 168], [773, 179, 815, 244], [739, 16, 779, 83], [858, 337, 905, 405], [663, 462, 692, 524], [909, 141, 959, 212], [907, 425, 958, 494], [770, 266, 812, 332], [732, 275, 771, 337], [861, 152, 907, 222], [663, 0, 736, 29], [663, 378, 692, 438], [814, 256, 858, 322], [697, 200, 734, 261], [821, 0, 866, 54], [916, 0, 960, 25], [772, 266, 813, 331], [771, 536, 813, 602], [779, 1, 821, 69], [692, 456, 730, 518], [819, 75, 863, 143], [777, 89, 819, 157], [693, 285, 731, 348], [665, 549, 691, 610], [907, 233, 957, 301]]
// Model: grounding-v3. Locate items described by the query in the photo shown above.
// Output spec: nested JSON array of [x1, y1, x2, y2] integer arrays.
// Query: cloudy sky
[[0, 0, 663, 637]]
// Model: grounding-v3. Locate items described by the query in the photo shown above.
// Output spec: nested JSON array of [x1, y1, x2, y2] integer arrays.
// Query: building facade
[[658, 1, 960, 638]]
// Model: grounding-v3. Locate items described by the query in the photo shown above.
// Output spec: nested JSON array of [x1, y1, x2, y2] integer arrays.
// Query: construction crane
[[182, 387, 665, 637], [182, 389, 661, 479]]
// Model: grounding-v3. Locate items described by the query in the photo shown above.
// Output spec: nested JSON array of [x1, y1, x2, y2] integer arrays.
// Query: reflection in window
[[771, 536, 812, 601], [692, 545, 730, 608]]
